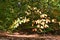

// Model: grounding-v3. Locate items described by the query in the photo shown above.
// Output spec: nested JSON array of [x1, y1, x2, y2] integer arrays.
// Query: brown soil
[[0, 31, 60, 40]]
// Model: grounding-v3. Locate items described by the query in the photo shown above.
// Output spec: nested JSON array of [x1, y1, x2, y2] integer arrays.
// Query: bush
[[0, 0, 60, 33]]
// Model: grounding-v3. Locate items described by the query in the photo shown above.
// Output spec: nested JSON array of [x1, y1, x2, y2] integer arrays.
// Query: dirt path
[[0, 32, 60, 40]]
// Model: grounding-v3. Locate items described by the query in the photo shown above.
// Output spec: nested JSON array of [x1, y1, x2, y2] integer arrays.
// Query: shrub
[[0, 0, 60, 33]]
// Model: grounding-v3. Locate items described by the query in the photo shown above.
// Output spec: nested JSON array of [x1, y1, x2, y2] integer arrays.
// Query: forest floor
[[0, 32, 60, 40]]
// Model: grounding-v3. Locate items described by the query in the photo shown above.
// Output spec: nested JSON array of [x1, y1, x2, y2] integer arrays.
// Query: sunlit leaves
[[0, 0, 60, 33]]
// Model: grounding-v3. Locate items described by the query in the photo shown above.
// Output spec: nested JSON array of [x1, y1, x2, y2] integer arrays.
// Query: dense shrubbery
[[0, 0, 60, 33]]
